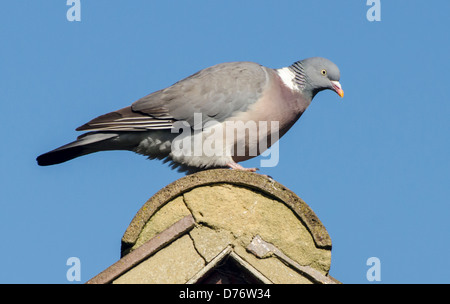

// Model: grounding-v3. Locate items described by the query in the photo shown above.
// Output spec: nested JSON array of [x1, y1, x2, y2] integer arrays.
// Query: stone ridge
[[121, 169, 331, 255]]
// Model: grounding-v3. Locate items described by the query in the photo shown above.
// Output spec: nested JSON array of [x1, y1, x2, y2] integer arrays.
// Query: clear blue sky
[[1, 1, 449, 284]]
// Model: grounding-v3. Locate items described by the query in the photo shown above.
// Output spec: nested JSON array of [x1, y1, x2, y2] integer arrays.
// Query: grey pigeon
[[37, 57, 343, 172]]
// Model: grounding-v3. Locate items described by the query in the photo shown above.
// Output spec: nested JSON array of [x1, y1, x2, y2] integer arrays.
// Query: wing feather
[[76, 62, 269, 132]]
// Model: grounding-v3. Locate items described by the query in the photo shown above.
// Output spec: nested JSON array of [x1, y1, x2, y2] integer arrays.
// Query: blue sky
[[1, 1, 449, 284]]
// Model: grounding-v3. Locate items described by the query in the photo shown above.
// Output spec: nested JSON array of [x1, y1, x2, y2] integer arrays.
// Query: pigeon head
[[289, 57, 344, 100]]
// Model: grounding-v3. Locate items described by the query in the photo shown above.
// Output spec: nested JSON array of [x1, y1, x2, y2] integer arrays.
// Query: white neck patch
[[276, 67, 298, 91]]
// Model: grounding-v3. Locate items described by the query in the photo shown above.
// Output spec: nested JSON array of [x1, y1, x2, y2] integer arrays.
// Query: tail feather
[[37, 145, 86, 166], [36, 133, 119, 166]]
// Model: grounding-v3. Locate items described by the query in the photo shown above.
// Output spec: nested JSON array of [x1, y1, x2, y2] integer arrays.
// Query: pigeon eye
[[321, 69, 327, 76]]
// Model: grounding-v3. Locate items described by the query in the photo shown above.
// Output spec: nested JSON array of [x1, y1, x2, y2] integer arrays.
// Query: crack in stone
[[188, 232, 207, 264]]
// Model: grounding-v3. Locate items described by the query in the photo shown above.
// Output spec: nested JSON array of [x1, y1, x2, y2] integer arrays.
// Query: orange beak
[[331, 81, 344, 98]]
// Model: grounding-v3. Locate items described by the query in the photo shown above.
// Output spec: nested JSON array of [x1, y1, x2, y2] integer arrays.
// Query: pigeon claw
[[226, 162, 259, 172]]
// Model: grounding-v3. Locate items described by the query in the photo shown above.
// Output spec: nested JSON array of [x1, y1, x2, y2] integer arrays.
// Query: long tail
[[37, 133, 123, 166]]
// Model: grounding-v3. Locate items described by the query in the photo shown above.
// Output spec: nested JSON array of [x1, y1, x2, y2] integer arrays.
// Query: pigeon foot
[[226, 162, 259, 172]]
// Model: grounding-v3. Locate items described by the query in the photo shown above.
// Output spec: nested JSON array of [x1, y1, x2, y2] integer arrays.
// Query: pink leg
[[226, 162, 259, 172]]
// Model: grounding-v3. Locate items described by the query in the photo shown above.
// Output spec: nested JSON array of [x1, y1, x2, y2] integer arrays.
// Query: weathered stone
[[110, 169, 335, 284], [189, 225, 236, 262], [183, 183, 331, 273], [122, 169, 331, 253], [132, 195, 191, 250], [113, 235, 204, 284], [233, 246, 313, 284]]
